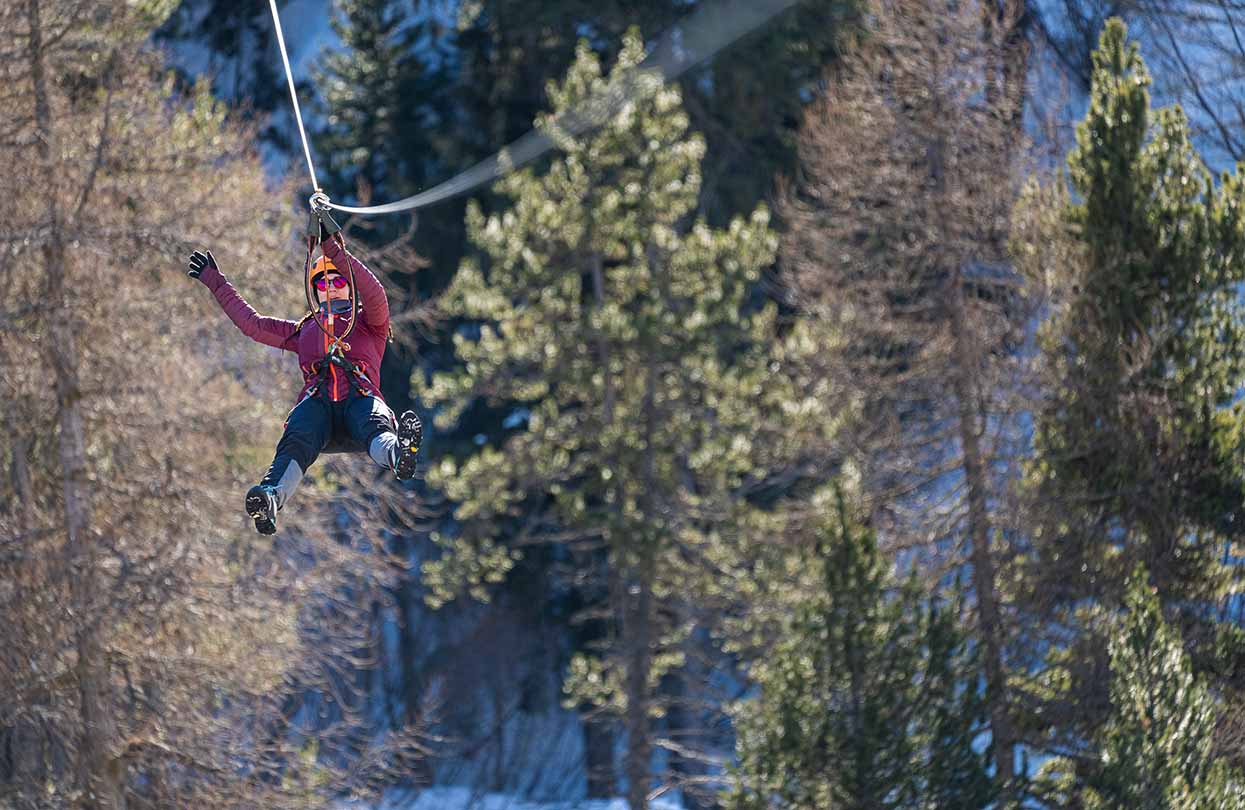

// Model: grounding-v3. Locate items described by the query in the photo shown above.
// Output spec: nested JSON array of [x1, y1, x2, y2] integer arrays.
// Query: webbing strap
[[302, 233, 358, 353]]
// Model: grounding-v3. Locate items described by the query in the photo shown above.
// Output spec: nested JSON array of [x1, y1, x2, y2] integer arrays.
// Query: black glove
[[187, 249, 216, 279]]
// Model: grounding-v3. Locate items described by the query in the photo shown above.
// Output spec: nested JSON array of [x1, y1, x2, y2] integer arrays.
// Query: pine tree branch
[[71, 54, 116, 228]]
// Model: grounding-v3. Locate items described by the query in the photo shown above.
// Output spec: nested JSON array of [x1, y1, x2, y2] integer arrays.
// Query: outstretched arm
[[189, 250, 299, 351], [321, 234, 390, 335]]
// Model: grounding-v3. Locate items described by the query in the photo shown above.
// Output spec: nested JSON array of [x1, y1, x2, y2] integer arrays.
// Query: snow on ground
[[337, 786, 687, 810]]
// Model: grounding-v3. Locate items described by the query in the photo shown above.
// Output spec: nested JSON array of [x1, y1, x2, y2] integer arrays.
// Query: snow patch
[[338, 786, 686, 810]]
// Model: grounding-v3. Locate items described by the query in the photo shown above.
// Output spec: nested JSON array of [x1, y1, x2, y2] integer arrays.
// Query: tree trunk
[[980, 0, 1031, 122], [662, 639, 710, 810], [980, 0, 1031, 253], [393, 547, 435, 787], [10, 434, 36, 528], [3, 434, 38, 789], [577, 555, 617, 799], [969, 0, 1029, 784], [948, 273, 1012, 785], [955, 0, 1028, 787], [585, 241, 624, 800], [623, 362, 660, 810], [623, 570, 653, 810], [583, 713, 616, 799], [26, 1, 121, 806], [1000, 0, 1032, 141]]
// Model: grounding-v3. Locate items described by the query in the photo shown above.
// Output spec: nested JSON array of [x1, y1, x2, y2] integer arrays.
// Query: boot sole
[[395, 411, 422, 481], [245, 486, 278, 535]]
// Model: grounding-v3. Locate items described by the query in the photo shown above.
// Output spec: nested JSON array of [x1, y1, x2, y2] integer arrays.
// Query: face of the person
[[315, 272, 350, 304]]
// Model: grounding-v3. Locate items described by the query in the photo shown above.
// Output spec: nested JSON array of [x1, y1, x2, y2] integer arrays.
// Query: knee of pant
[[363, 426, 392, 451], [349, 398, 395, 440], [275, 430, 324, 470]]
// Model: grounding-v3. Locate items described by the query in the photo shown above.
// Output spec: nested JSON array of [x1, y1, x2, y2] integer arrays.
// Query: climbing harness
[[266, 0, 803, 216], [305, 354, 378, 400]]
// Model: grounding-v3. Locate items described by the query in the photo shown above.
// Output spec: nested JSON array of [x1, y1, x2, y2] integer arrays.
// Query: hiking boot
[[393, 410, 422, 481], [245, 484, 279, 535]]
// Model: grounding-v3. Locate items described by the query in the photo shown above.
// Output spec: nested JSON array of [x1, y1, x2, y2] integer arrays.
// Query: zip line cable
[[269, 0, 319, 192], [268, 0, 803, 216]]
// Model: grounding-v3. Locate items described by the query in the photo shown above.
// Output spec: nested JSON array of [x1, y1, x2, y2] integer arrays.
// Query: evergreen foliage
[[1078, 568, 1243, 808], [726, 485, 994, 810], [1013, 19, 1245, 751], [780, 0, 1035, 787], [27, 1, 1245, 805], [315, 0, 446, 210], [450, 0, 858, 224], [420, 27, 833, 610], [419, 30, 837, 806], [1021, 18, 1245, 605], [155, 0, 297, 148]]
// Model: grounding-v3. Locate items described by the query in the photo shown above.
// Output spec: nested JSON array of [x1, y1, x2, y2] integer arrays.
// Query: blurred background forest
[[4, 0, 1245, 808]]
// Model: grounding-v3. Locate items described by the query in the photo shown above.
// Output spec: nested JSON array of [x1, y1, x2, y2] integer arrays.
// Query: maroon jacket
[[198, 237, 389, 406]]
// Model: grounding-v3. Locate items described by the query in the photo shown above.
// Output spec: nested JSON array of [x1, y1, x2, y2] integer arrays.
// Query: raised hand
[[187, 249, 216, 279]]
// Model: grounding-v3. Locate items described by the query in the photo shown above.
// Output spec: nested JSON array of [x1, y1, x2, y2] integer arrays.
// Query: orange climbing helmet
[[309, 255, 338, 282]]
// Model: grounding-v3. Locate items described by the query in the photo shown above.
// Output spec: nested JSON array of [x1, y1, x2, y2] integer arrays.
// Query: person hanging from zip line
[[186, 198, 422, 535]]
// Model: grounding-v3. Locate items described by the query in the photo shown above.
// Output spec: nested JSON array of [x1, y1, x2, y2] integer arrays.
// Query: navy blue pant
[[261, 394, 396, 488]]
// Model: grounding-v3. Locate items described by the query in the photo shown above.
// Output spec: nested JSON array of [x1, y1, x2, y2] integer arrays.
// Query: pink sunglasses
[[314, 275, 349, 291]]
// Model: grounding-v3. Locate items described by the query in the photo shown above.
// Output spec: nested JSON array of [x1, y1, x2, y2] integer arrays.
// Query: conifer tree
[[419, 31, 836, 809], [725, 485, 994, 810], [315, 0, 445, 213], [155, 0, 295, 148], [1077, 568, 1244, 808], [450, 0, 857, 224], [780, 0, 1035, 786], [1013, 19, 1245, 755]]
